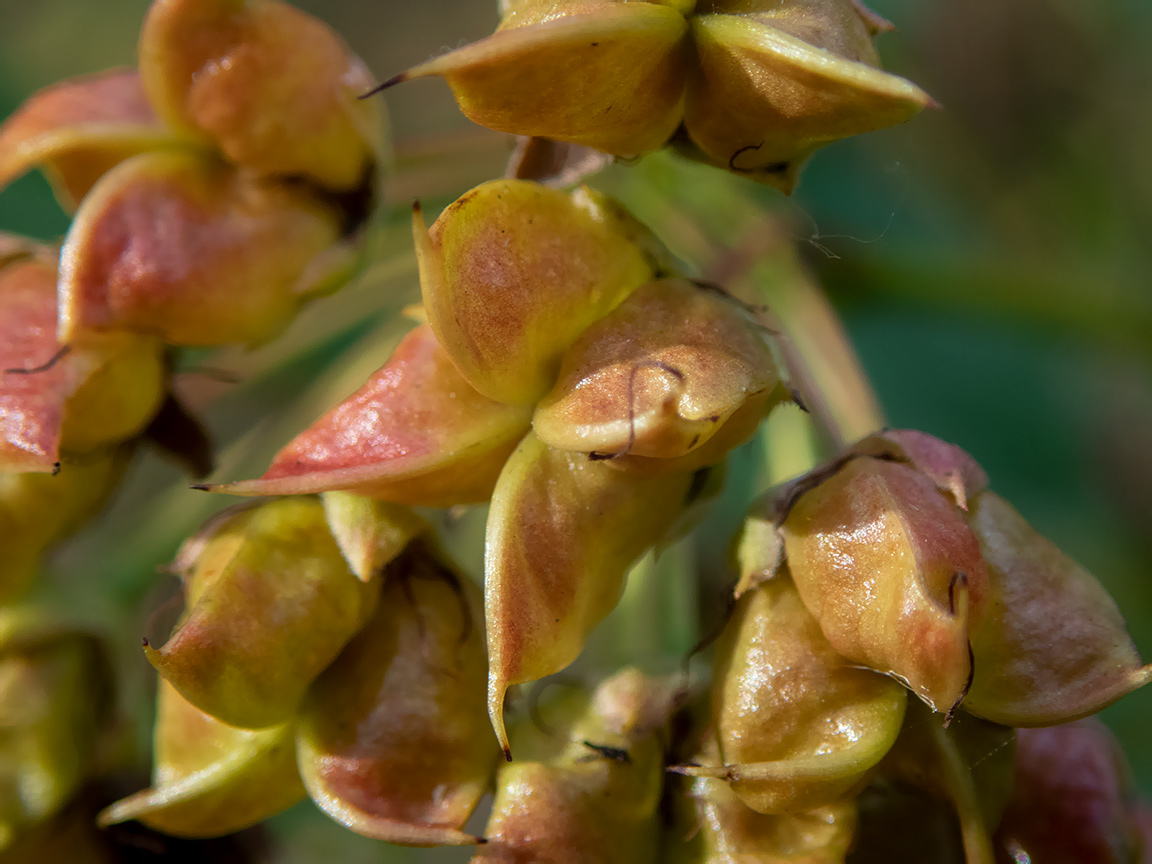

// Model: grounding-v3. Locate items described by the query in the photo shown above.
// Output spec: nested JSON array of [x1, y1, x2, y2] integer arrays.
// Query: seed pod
[[533, 280, 780, 466], [217, 325, 532, 506], [683, 576, 905, 815], [1, 448, 129, 602], [485, 432, 693, 754], [320, 492, 427, 582], [780, 456, 989, 714], [0, 69, 173, 210], [963, 492, 1152, 726], [475, 668, 674, 863], [0, 611, 111, 851], [994, 721, 1145, 864], [683, 2, 933, 191], [415, 180, 656, 404], [396, 2, 691, 157], [297, 543, 497, 846], [144, 497, 379, 728], [139, 0, 384, 191], [665, 763, 857, 864], [1, 258, 165, 472], [58, 150, 347, 347], [98, 680, 304, 837]]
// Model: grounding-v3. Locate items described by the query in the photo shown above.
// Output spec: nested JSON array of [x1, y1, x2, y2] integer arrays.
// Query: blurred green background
[[2, 0, 1151, 859]]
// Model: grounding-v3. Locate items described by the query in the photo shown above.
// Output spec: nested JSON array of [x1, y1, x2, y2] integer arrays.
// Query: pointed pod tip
[[359, 72, 408, 100], [188, 483, 212, 491]]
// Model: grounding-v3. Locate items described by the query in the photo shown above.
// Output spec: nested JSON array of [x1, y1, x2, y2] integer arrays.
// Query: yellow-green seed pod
[[144, 497, 380, 728], [297, 543, 497, 846], [474, 668, 674, 863], [0, 611, 111, 852], [415, 180, 656, 405], [684, 575, 905, 814], [139, 0, 384, 192], [484, 432, 694, 755], [97, 680, 304, 837]]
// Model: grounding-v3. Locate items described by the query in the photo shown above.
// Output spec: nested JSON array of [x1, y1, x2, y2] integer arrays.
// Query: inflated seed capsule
[[0, 610, 112, 852], [0, 257, 164, 473], [779, 455, 989, 715], [484, 433, 694, 755], [389, 0, 932, 190], [413, 179, 660, 405], [963, 492, 1152, 726], [58, 150, 351, 348], [296, 542, 497, 846], [98, 680, 304, 837], [533, 278, 783, 471], [677, 575, 905, 815], [143, 497, 383, 728], [0, 69, 173, 211], [474, 668, 675, 863], [139, 0, 385, 192]]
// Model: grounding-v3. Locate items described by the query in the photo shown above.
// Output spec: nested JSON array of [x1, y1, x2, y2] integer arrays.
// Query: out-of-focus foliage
[[2, 0, 1150, 860]]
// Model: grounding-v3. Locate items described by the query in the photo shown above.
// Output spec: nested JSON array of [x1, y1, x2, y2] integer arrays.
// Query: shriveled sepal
[[684, 7, 934, 191], [415, 180, 656, 404], [297, 543, 497, 846], [677, 576, 905, 815], [533, 280, 779, 464], [484, 433, 694, 755], [144, 497, 378, 728], [1, 258, 165, 472], [58, 150, 345, 347], [97, 680, 304, 837], [139, 0, 383, 191], [397, 3, 690, 157], [474, 668, 674, 863], [963, 492, 1152, 726], [216, 325, 532, 505], [0, 69, 173, 210], [780, 457, 988, 714]]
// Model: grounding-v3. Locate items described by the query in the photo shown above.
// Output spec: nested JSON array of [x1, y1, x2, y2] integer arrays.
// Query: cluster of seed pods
[[0, 0, 1149, 861]]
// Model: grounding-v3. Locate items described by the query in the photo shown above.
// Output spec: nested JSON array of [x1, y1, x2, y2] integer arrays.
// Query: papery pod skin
[[1, 258, 165, 472], [0, 69, 174, 210], [683, 4, 933, 191], [217, 325, 532, 506], [666, 768, 857, 864], [694, 575, 905, 814], [484, 432, 694, 754], [848, 428, 988, 511], [474, 668, 672, 863], [415, 180, 656, 404], [97, 680, 304, 837], [781, 457, 989, 714], [533, 279, 779, 461], [0, 614, 111, 851], [0, 449, 128, 602], [58, 149, 344, 347], [398, 1, 690, 156], [144, 497, 378, 728], [879, 701, 1014, 864], [297, 542, 496, 846], [963, 492, 1152, 726], [320, 492, 427, 582], [993, 721, 1145, 864], [139, 0, 382, 191]]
